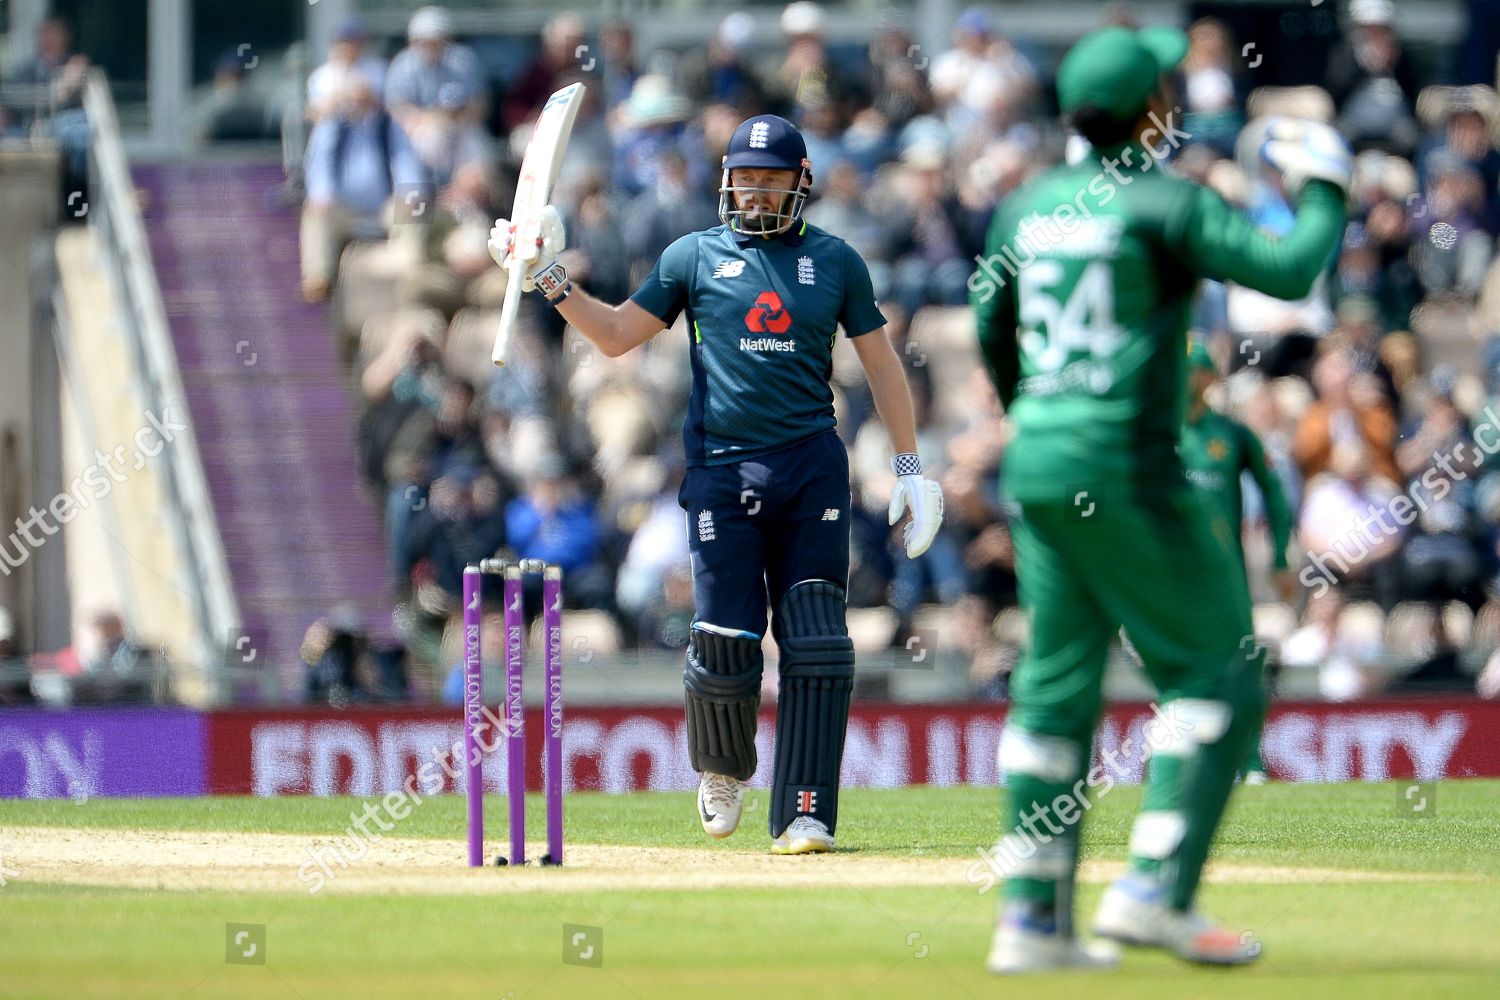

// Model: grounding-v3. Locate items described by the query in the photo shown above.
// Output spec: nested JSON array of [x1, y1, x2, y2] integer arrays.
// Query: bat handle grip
[[492, 264, 527, 367]]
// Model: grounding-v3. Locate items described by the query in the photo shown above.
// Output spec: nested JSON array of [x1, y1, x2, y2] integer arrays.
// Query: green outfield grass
[[4, 781, 1499, 998]]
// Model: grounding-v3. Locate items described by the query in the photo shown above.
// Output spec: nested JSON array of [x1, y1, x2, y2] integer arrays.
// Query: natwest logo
[[745, 291, 792, 334]]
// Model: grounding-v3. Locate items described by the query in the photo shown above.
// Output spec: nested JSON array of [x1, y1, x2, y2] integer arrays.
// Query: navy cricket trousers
[[678, 431, 851, 638]]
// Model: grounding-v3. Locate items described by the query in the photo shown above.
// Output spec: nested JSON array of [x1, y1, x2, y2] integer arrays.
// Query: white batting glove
[[488, 205, 569, 295], [1259, 117, 1353, 198], [888, 453, 945, 559]]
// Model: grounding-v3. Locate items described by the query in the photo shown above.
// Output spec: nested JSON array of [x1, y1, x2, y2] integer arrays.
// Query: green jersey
[[1181, 407, 1292, 570], [973, 146, 1345, 502]]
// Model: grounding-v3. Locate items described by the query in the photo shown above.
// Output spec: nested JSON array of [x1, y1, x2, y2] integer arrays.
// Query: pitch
[[4, 782, 1497, 998]]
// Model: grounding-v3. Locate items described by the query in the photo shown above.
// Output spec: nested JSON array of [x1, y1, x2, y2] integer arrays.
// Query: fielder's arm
[[971, 231, 1021, 410], [1173, 180, 1346, 300], [1241, 424, 1293, 571], [850, 330, 918, 456]]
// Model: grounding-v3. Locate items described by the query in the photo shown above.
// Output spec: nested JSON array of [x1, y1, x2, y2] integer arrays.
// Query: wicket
[[463, 558, 564, 867]]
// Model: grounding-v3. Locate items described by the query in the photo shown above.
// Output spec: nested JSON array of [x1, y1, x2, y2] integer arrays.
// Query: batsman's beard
[[740, 196, 789, 234]]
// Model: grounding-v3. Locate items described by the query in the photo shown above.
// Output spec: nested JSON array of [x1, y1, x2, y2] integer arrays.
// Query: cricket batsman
[[490, 114, 944, 853], [1182, 340, 1294, 784], [971, 26, 1348, 971]]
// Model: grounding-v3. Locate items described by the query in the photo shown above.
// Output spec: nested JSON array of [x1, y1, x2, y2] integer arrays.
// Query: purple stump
[[503, 563, 526, 866], [542, 565, 564, 864], [462, 565, 483, 867]]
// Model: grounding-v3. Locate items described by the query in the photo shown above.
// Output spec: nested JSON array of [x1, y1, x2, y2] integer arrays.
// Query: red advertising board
[[204, 699, 1500, 796]]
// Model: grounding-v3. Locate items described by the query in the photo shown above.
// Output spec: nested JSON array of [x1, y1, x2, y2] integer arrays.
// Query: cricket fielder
[[971, 26, 1348, 971], [1182, 340, 1294, 783], [490, 114, 943, 853]]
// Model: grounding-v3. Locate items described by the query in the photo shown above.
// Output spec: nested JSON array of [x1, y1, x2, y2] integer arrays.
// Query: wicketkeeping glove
[[1259, 116, 1353, 199], [888, 453, 945, 559], [488, 204, 570, 297]]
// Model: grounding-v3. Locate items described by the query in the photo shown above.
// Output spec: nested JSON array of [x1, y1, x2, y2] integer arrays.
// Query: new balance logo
[[797, 256, 815, 285], [712, 260, 746, 278], [796, 789, 818, 813], [821, 508, 840, 521], [697, 510, 716, 542], [748, 121, 770, 148]]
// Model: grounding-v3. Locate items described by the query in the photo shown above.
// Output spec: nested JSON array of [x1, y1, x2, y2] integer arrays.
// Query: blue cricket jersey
[[630, 221, 886, 466]]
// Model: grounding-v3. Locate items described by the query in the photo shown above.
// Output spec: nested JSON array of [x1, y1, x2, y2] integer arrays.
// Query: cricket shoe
[[771, 816, 835, 854], [1093, 873, 1262, 965], [986, 903, 1119, 974], [697, 772, 744, 839]]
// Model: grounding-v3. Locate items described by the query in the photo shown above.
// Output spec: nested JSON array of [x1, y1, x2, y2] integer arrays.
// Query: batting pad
[[770, 581, 855, 837]]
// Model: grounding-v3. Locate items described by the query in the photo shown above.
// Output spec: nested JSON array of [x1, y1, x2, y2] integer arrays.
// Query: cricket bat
[[493, 82, 587, 367]]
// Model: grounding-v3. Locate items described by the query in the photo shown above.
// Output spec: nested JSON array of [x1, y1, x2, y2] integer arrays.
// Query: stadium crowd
[[293, 2, 1500, 704], [281, 1, 1500, 705], [4, 3, 1500, 706]]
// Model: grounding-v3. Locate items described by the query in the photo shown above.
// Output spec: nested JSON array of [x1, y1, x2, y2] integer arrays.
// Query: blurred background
[[4, 0, 1500, 713]]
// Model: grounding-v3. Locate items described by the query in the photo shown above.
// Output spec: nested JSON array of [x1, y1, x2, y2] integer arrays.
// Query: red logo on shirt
[[745, 291, 793, 334]]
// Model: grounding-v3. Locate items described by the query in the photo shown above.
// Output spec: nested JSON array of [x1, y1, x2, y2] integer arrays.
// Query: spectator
[[303, 605, 377, 705], [1294, 347, 1401, 485], [1338, 152, 1422, 330], [637, 566, 696, 649], [0, 607, 33, 706], [615, 480, 692, 638], [401, 468, 508, 601], [854, 370, 965, 643], [569, 175, 635, 303], [928, 7, 1037, 138], [1281, 589, 1385, 700], [500, 13, 589, 131], [301, 79, 429, 302], [610, 75, 695, 197], [889, 143, 977, 315], [1331, 295, 1400, 407], [1298, 442, 1405, 610], [1326, 0, 1421, 154], [804, 159, 899, 297], [6, 16, 91, 178], [774, 2, 856, 121], [598, 21, 641, 113], [420, 82, 492, 219], [867, 20, 934, 130], [1176, 18, 1245, 156], [1412, 154, 1495, 299], [505, 461, 615, 610], [622, 149, 717, 277], [307, 16, 388, 123], [799, 98, 849, 173], [676, 12, 767, 114], [76, 611, 158, 704], [199, 53, 275, 142], [1396, 373, 1487, 676], [552, 76, 614, 198], [1415, 86, 1500, 225], [441, 608, 502, 704], [386, 6, 486, 142]]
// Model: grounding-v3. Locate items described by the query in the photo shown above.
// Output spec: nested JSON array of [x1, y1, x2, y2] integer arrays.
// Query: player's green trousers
[[998, 488, 1265, 920]]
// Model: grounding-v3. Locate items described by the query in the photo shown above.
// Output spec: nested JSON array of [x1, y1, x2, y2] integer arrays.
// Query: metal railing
[[81, 69, 243, 704]]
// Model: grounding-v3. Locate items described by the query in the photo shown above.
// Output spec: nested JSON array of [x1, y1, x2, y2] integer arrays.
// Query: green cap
[[1186, 338, 1218, 373], [1057, 25, 1189, 122]]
